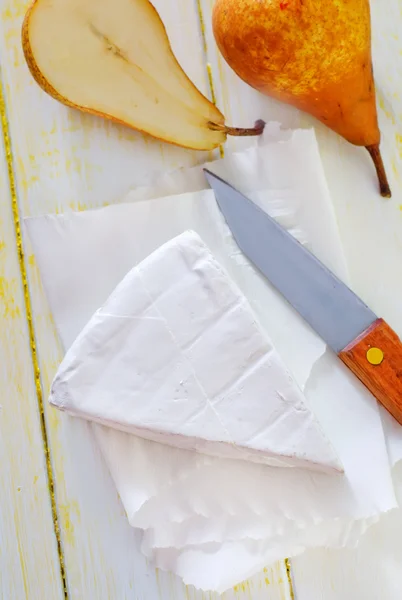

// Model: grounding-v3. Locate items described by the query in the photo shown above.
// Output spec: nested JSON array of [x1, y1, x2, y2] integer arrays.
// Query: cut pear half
[[22, 0, 264, 150]]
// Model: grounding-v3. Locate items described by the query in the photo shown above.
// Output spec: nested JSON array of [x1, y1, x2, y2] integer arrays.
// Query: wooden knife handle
[[339, 318, 402, 425]]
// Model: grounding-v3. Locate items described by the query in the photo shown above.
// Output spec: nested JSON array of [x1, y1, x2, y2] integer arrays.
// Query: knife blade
[[204, 168, 402, 425]]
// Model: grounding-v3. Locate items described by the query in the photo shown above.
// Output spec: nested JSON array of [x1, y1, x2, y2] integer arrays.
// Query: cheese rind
[[50, 230, 342, 473]]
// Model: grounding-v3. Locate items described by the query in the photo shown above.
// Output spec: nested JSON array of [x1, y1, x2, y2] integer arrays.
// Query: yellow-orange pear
[[22, 0, 264, 152], [213, 0, 391, 197]]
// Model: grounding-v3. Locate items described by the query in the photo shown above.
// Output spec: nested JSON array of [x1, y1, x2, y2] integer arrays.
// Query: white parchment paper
[[25, 127, 397, 592]]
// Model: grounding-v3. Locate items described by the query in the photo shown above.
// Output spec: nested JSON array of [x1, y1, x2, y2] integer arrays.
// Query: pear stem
[[366, 144, 392, 198], [208, 119, 265, 137]]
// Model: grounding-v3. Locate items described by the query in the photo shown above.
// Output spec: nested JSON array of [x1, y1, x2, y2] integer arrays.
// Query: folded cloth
[[25, 126, 397, 593]]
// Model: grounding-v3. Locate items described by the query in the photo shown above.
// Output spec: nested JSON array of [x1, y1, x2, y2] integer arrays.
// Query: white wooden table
[[1, 0, 402, 598]]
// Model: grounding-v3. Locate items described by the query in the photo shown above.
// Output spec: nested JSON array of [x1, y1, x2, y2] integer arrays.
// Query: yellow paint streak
[[59, 506, 74, 545], [59, 502, 80, 546], [399, 204, 402, 211], [195, 0, 223, 160], [378, 92, 396, 124], [206, 63, 217, 106], [2, 2, 28, 20], [285, 558, 295, 600], [68, 200, 88, 212], [396, 133, 402, 158], [40, 357, 63, 436], [0, 74, 69, 599], [195, 0, 207, 53], [154, 567, 163, 599], [28, 153, 37, 168], [14, 510, 29, 599], [231, 580, 253, 598], [207, 64, 223, 159], [5, 26, 21, 70], [17, 155, 39, 197], [0, 276, 21, 318], [392, 159, 399, 181]]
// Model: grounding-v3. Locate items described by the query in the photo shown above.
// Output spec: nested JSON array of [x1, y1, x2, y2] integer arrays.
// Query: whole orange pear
[[212, 0, 390, 197]]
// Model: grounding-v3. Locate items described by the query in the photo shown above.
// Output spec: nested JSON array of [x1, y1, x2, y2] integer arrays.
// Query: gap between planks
[[0, 72, 69, 600]]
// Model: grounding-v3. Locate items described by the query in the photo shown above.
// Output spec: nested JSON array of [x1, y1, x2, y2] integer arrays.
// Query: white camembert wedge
[[50, 231, 342, 473]]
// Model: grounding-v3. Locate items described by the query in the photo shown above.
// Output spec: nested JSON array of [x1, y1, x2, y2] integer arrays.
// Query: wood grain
[[198, 0, 402, 598], [0, 82, 64, 600], [339, 318, 402, 425], [292, 461, 402, 600], [1, 0, 402, 598], [0, 0, 292, 598]]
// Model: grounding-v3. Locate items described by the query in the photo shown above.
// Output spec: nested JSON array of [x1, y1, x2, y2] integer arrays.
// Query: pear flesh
[[22, 0, 263, 150], [213, 0, 391, 197]]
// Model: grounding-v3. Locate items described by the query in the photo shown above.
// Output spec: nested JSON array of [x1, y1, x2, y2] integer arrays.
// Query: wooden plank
[[198, 0, 402, 598], [0, 85, 64, 599], [0, 0, 293, 598], [291, 486, 402, 600], [289, 0, 402, 593]]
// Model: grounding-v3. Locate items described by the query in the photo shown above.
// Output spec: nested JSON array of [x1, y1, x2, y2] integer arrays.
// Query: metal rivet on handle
[[366, 347, 384, 365]]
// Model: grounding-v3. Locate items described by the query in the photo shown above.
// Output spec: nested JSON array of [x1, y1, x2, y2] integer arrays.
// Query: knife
[[204, 169, 402, 425]]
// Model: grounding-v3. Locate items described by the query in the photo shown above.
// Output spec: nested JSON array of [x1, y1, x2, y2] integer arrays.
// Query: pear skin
[[213, 0, 391, 197]]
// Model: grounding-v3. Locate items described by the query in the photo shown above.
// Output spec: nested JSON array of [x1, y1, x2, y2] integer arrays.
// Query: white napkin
[[25, 126, 397, 592]]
